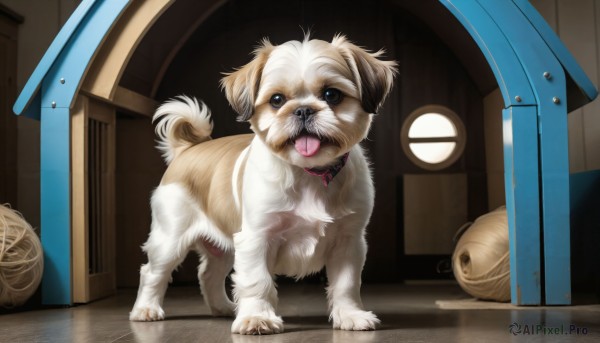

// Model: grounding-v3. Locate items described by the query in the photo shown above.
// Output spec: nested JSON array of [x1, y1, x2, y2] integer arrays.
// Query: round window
[[401, 105, 466, 170]]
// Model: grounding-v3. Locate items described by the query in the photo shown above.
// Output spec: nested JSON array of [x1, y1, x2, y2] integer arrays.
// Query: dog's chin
[[262, 132, 345, 169], [259, 124, 370, 169]]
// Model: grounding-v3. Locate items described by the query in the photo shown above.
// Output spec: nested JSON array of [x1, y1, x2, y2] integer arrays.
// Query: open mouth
[[290, 130, 327, 157]]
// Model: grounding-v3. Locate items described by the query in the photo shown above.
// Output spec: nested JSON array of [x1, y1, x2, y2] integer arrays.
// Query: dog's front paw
[[331, 308, 380, 331], [231, 315, 284, 335], [129, 305, 165, 322]]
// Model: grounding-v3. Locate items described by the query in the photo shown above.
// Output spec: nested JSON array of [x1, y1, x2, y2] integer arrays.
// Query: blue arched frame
[[14, 0, 597, 305]]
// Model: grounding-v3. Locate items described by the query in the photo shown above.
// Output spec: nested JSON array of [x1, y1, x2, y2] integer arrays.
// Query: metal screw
[[552, 97, 560, 104], [515, 95, 522, 102], [543, 72, 551, 80], [51, 101, 56, 108], [60, 78, 65, 84]]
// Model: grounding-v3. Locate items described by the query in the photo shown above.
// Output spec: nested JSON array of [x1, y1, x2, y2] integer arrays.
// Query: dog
[[129, 35, 397, 335]]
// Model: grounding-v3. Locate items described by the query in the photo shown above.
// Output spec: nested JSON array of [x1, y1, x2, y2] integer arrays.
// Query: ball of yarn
[[0, 204, 44, 308], [452, 207, 510, 302]]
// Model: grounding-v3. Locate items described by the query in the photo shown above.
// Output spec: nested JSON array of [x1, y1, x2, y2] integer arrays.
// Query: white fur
[[234, 143, 378, 333], [130, 136, 378, 332], [131, 36, 396, 335], [153, 95, 213, 164], [130, 184, 236, 321], [232, 146, 250, 211]]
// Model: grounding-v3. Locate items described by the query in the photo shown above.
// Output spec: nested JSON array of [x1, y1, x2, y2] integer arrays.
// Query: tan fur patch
[[161, 134, 254, 237]]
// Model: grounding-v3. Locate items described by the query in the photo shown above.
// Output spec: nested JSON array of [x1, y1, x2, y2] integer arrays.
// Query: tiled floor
[[1, 283, 599, 342]]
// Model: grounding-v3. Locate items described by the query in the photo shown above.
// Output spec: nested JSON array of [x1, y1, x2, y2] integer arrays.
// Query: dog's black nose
[[294, 107, 314, 121]]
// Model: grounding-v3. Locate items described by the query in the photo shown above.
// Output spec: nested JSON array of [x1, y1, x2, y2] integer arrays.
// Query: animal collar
[[304, 152, 350, 187]]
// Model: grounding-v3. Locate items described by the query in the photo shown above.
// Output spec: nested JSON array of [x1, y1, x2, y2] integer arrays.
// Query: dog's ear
[[332, 35, 398, 114], [221, 40, 274, 121]]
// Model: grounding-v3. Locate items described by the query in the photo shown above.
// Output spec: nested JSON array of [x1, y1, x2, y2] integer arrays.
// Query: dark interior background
[[115, 0, 496, 287]]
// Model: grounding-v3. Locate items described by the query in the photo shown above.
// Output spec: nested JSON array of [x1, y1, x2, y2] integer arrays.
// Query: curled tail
[[153, 96, 213, 164]]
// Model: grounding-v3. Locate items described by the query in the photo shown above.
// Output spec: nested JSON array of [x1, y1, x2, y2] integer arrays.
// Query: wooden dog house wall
[[13, 0, 597, 306]]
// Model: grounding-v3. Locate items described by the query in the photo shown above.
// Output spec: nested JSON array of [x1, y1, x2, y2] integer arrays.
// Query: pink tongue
[[294, 135, 321, 157]]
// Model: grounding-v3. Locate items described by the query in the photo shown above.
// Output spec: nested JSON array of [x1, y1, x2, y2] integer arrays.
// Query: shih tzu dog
[[129, 35, 397, 335]]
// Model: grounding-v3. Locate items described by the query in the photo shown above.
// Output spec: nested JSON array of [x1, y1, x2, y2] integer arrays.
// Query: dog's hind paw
[[231, 315, 284, 335], [129, 305, 165, 321]]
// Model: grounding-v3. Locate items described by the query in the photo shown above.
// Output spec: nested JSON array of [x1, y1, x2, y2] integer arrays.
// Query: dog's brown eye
[[323, 88, 342, 105], [269, 94, 286, 108]]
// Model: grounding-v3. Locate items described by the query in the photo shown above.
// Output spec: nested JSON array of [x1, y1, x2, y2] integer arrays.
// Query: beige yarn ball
[[452, 207, 510, 302], [0, 204, 44, 308]]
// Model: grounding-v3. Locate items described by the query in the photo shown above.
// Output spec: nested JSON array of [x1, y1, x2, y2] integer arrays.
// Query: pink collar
[[304, 152, 350, 187]]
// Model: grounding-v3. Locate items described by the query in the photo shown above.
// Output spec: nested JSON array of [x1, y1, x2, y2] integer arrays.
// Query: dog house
[[13, 0, 597, 306]]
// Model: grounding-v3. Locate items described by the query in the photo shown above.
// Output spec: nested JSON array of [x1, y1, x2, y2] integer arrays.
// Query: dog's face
[[222, 35, 397, 168]]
